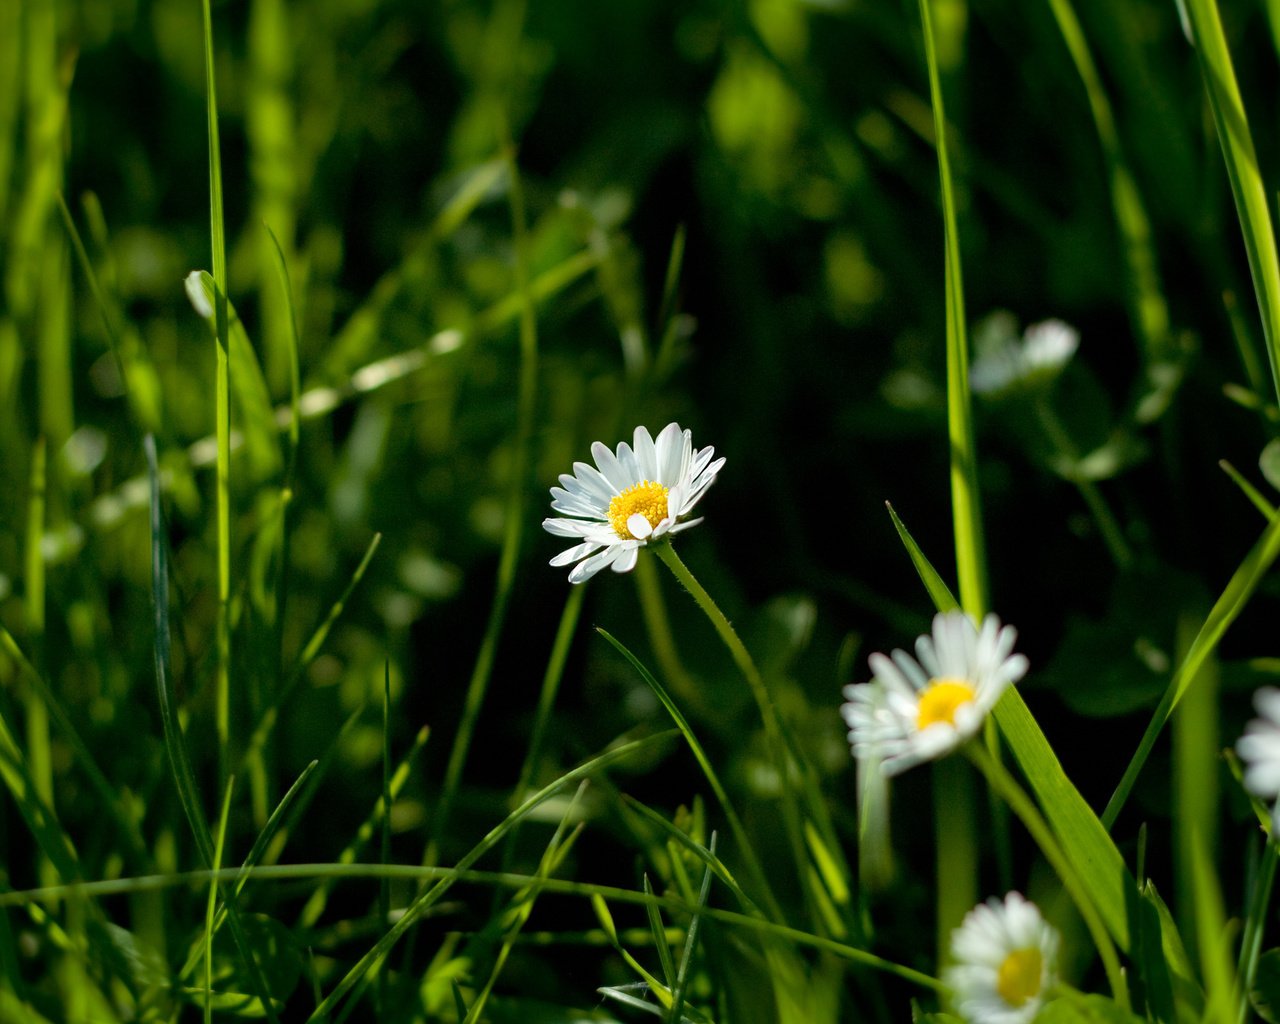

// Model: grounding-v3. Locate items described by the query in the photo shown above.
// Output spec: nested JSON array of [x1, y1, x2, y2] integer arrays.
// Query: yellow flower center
[[916, 678, 977, 730], [995, 947, 1043, 1007], [607, 481, 670, 539]]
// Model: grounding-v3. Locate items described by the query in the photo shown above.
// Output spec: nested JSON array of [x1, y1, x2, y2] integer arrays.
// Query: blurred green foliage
[[2, 0, 1280, 1018]]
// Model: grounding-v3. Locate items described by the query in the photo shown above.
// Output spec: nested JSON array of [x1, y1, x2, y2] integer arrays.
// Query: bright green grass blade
[[916, 0, 986, 620], [427, 141, 540, 867], [296, 721, 429, 930], [378, 663, 391, 1013], [669, 832, 716, 1024], [0, 723, 81, 886], [597, 627, 782, 921], [200, 0, 233, 794], [653, 224, 688, 378], [306, 731, 677, 1021], [1103, 509, 1280, 828], [1191, 831, 1238, 1024], [186, 271, 284, 481], [205, 777, 235, 1024], [1183, 0, 1280, 403], [887, 501, 1136, 951], [593, 894, 673, 1009], [885, 502, 960, 613], [1173, 613, 1220, 953]]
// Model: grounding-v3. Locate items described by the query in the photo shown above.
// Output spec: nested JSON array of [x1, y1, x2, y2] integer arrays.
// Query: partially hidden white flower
[[543, 422, 725, 584], [970, 316, 1079, 397], [840, 612, 1028, 776], [946, 892, 1060, 1024], [1237, 687, 1280, 832]]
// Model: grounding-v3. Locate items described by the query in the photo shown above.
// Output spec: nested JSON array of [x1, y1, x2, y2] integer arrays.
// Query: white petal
[[627, 513, 653, 539], [550, 539, 605, 567], [655, 422, 684, 485], [590, 443, 630, 492], [611, 545, 640, 573], [633, 425, 658, 481]]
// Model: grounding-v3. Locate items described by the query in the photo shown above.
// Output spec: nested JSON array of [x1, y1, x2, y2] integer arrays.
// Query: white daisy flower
[[543, 422, 725, 584], [970, 316, 1079, 397], [1237, 687, 1280, 832], [840, 612, 1028, 776], [945, 892, 1059, 1024]]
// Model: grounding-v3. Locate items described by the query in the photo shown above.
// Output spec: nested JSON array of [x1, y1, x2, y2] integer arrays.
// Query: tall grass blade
[[1183, 0, 1280, 402], [669, 833, 716, 1024], [205, 777, 235, 1024], [1103, 510, 1280, 828]]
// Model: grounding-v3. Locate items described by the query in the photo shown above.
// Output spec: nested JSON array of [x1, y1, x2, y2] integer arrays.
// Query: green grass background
[[4, 0, 1280, 1020]]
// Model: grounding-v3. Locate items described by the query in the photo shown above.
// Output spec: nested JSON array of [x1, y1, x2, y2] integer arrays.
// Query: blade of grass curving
[[200, 0, 233, 793], [1183, 0, 1280, 402], [205, 777, 234, 1024], [597, 627, 782, 921], [263, 224, 301, 490], [0, 722, 80, 885], [0, 861, 943, 990], [653, 225, 688, 379], [669, 832, 716, 1024], [308, 731, 677, 1021], [427, 137, 539, 867], [1103, 509, 1280, 828], [594, 895, 673, 1009], [296, 721, 428, 929]]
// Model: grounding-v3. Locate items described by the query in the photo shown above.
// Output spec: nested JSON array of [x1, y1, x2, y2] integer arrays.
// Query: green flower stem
[[965, 742, 1130, 1012], [1238, 838, 1278, 1024], [1034, 399, 1133, 568], [652, 542, 815, 921]]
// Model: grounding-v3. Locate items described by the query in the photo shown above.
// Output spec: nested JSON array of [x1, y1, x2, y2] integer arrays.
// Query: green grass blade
[[1183, 0, 1280, 402], [296, 721, 429, 930], [307, 731, 678, 1021], [885, 502, 960, 613], [916, 0, 986, 619], [888, 499, 1136, 951], [1103, 510, 1280, 828], [1219, 459, 1276, 519], [205, 777, 234, 1024], [22, 437, 52, 890], [427, 141, 540, 866], [200, 0, 233, 794], [146, 434, 213, 866], [669, 832, 716, 1024], [263, 224, 301, 488], [1191, 830, 1237, 1024], [596, 627, 782, 921], [644, 875, 677, 989]]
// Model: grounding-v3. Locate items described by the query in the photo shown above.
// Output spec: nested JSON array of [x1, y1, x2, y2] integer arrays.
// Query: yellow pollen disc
[[607, 481, 670, 539], [916, 678, 977, 729], [995, 947, 1043, 1007]]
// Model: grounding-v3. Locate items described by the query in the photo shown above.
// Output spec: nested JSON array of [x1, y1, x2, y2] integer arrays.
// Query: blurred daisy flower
[[1237, 687, 1280, 833], [841, 612, 1028, 776], [970, 313, 1079, 398], [543, 422, 725, 584], [946, 892, 1060, 1024]]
